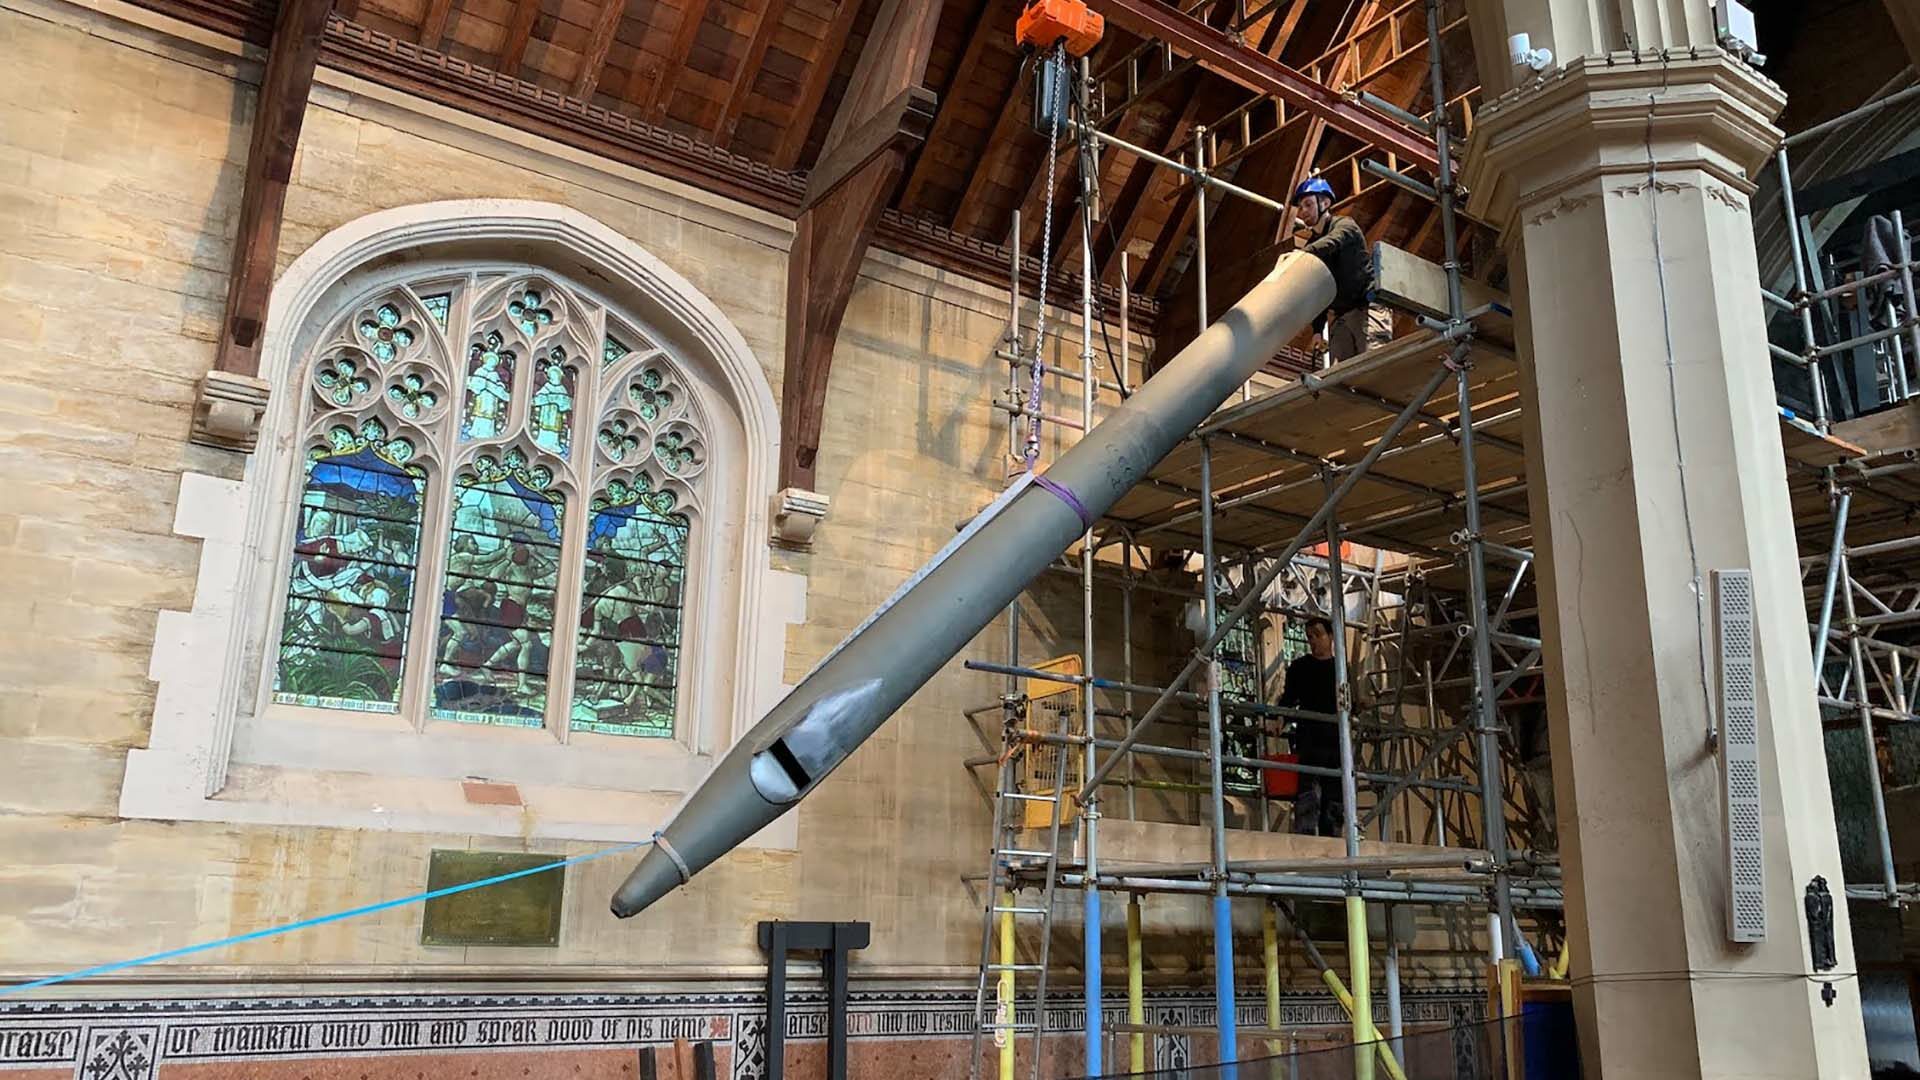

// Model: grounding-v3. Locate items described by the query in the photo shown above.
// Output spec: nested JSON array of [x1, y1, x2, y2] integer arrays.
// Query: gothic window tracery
[[269, 270, 696, 740]]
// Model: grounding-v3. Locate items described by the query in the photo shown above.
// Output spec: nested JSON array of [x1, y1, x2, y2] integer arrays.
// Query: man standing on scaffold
[[1294, 176, 1392, 364]]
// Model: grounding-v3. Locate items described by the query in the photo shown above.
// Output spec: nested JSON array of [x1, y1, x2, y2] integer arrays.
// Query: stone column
[[1461, 31, 1871, 1080]]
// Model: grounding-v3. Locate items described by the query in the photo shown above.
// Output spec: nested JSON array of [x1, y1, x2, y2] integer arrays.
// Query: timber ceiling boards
[[139, 0, 1492, 311]]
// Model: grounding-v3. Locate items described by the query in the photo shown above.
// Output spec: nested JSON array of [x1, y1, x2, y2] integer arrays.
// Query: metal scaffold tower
[[961, 4, 1920, 1075], [961, 5, 1561, 1076], [1766, 86, 1920, 910]]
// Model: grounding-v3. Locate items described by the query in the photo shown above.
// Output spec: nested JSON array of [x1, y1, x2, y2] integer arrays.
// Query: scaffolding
[[1764, 89, 1920, 911], [960, 6, 1920, 1078], [964, 5, 1554, 1077]]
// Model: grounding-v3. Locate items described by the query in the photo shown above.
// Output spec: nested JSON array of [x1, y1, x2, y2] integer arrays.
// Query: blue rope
[[1, 839, 649, 996]]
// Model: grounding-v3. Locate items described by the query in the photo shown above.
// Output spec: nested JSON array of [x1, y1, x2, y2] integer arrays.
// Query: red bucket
[[1262, 753, 1300, 798]]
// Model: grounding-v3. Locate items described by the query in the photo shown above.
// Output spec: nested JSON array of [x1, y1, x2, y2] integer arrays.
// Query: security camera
[[1508, 33, 1552, 72]]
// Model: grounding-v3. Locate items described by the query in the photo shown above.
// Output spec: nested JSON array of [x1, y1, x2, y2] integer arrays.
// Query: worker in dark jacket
[[1277, 616, 1344, 837], [1294, 176, 1392, 363]]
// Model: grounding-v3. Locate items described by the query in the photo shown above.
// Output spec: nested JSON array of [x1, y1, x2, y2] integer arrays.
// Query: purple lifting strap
[[1032, 472, 1095, 532]]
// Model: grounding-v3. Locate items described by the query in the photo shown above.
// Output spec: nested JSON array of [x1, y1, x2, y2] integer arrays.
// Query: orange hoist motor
[[1016, 0, 1104, 56]]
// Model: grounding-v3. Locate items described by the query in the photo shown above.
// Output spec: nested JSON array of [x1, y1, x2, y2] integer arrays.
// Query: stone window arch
[[125, 202, 804, 844]]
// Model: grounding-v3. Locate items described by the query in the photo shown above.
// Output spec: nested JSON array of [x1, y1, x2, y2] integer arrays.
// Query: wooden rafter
[[775, 0, 867, 170], [1098, 77, 1206, 285], [1050, 82, 1166, 279], [1256, 0, 1307, 54], [897, 0, 1004, 214], [1134, 180, 1195, 296], [1085, 0, 1438, 171], [571, 0, 628, 99], [950, 62, 1032, 236], [648, 0, 718, 116], [1140, 0, 1363, 365], [418, 0, 454, 49], [1405, 201, 1441, 259], [215, 0, 334, 376], [780, 0, 944, 493], [199, 0, 335, 449], [499, 0, 542, 75], [712, 0, 792, 143]]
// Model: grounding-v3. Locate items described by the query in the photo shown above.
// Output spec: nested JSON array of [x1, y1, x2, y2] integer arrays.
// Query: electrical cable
[[1064, 65, 1135, 397]]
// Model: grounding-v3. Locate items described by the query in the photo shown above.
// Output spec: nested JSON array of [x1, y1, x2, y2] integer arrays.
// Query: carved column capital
[[1460, 47, 1784, 240]]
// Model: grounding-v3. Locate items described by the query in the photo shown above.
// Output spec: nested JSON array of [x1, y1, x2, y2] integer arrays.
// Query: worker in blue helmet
[[1293, 176, 1391, 363]]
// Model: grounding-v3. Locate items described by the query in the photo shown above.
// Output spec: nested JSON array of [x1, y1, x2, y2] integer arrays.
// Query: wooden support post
[[194, 0, 334, 451], [774, 0, 943, 536]]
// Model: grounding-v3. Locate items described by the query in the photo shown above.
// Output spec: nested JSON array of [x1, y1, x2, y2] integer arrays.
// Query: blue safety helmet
[[1293, 177, 1335, 204]]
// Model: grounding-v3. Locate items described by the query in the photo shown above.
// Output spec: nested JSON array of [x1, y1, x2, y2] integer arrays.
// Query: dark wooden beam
[[1049, 103, 1155, 277], [1084, 0, 1438, 171], [1098, 77, 1205, 285], [819, 0, 941, 149], [780, 0, 944, 493], [1405, 200, 1441, 260], [804, 86, 937, 208], [499, 0, 541, 75], [648, 0, 718, 116], [775, 0, 866, 169], [1142, 0, 1362, 369], [216, 0, 334, 373], [897, 0, 1003, 214], [950, 62, 1032, 237], [712, 0, 791, 143], [418, 0, 454, 48], [572, 0, 628, 99], [199, 0, 336, 449], [1134, 180, 1194, 296]]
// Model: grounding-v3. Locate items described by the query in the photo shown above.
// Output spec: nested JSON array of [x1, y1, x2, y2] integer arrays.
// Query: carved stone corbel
[[771, 487, 831, 548], [191, 370, 272, 452]]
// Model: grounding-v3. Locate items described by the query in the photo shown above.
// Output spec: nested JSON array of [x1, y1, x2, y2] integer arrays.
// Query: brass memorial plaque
[[421, 850, 564, 947]]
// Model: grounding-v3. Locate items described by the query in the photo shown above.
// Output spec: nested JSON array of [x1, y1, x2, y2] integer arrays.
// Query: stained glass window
[[434, 450, 564, 728], [1217, 608, 1264, 794], [462, 331, 515, 441], [273, 419, 425, 713], [275, 273, 708, 744], [573, 476, 688, 737], [630, 367, 673, 422], [530, 347, 576, 458], [358, 304, 416, 362]]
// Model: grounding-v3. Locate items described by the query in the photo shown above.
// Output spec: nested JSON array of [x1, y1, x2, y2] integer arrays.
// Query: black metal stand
[[757, 920, 870, 1080]]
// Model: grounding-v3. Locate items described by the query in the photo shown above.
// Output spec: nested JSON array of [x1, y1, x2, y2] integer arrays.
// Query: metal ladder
[[968, 692, 1071, 1080]]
